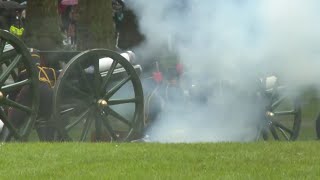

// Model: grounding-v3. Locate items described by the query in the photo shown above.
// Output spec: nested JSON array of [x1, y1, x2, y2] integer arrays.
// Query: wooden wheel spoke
[[99, 110, 118, 140], [80, 111, 93, 141], [94, 113, 103, 140], [277, 128, 290, 140], [65, 108, 91, 131], [2, 97, 32, 113], [0, 40, 6, 58], [0, 54, 21, 85], [1, 79, 32, 93], [0, 108, 8, 123], [108, 98, 137, 106], [271, 96, 285, 110], [59, 101, 88, 116], [104, 75, 131, 99], [272, 123, 290, 141], [105, 106, 132, 127], [100, 60, 118, 93], [4, 60, 18, 81], [0, 53, 16, 65], [60, 107, 75, 116], [64, 82, 90, 97], [0, 107, 21, 139], [274, 110, 296, 116], [272, 121, 293, 136], [77, 64, 94, 94], [269, 124, 279, 140], [93, 58, 101, 95]]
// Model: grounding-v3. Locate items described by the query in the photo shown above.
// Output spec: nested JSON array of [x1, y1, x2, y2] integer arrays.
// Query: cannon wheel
[[53, 49, 144, 142], [262, 82, 301, 141], [0, 30, 39, 141], [315, 113, 320, 139]]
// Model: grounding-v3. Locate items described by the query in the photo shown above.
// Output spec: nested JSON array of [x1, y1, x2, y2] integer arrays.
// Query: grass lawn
[[0, 142, 319, 179], [0, 88, 319, 179]]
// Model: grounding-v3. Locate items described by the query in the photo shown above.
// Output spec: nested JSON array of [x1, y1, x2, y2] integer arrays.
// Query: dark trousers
[[8, 83, 56, 141]]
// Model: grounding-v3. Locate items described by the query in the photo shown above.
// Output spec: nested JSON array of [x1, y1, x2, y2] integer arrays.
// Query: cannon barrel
[[83, 50, 142, 77], [87, 50, 136, 73]]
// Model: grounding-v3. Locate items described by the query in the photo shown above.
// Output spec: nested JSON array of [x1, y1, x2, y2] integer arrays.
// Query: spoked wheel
[[143, 84, 165, 131], [262, 80, 301, 141], [0, 30, 39, 141], [315, 113, 320, 139], [53, 49, 144, 142]]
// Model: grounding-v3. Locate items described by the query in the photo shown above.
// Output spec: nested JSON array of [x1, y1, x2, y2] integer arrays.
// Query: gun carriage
[[0, 29, 144, 142], [0, 29, 302, 142], [141, 52, 302, 142]]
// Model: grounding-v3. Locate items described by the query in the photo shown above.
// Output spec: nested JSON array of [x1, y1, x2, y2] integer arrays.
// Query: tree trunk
[[24, 0, 62, 50], [77, 0, 115, 50]]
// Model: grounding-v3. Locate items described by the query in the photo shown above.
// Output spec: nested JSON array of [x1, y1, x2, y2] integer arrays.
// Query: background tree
[[77, 0, 115, 50], [77, 0, 144, 51], [24, 0, 62, 50]]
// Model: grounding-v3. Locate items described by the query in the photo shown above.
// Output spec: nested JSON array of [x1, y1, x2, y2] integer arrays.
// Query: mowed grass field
[[0, 142, 320, 179], [0, 88, 320, 179]]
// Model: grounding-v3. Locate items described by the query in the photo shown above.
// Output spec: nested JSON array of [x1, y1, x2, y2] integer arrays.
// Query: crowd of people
[[58, 2, 78, 49], [0, 0, 78, 49]]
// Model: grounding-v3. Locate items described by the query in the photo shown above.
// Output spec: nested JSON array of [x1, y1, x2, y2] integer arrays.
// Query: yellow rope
[[37, 66, 56, 88], [20, 49, 56, 88]]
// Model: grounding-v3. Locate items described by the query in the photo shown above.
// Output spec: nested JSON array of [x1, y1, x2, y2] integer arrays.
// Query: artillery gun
[[0, 29, 302, 142], [142, 59, 302, 141], [0, 29, 144, 142]]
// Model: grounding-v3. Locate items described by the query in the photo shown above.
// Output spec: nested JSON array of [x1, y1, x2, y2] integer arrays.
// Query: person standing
[[7, 49, 58, 141], [9, 11, 24, 38], [67, 6, 77, 48]]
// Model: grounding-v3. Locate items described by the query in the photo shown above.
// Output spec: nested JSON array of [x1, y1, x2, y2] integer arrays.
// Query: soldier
[[112, 0, 125, 35], [9, 11, 24, 38], [112, 0, 145, 50], [7, 49, 58, 141]]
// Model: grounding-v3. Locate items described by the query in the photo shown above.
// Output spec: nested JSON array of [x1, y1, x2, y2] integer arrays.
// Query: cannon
[[0, 29, 144, 142], [315, 110, 320, 139], [257, 76, 301, 141], [0, 29, 302, 142], [142, 62, 302, 141]]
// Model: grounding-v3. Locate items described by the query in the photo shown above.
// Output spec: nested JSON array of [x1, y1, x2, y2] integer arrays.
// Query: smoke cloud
[[125, 0, 320, 142]]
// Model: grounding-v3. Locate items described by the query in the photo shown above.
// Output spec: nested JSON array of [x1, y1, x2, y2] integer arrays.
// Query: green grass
[[1, 88, 320, 179], [0, 142, 319, 179]]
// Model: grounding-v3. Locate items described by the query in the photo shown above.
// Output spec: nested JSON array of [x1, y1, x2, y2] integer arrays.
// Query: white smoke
[[125, 0, 320, 142]]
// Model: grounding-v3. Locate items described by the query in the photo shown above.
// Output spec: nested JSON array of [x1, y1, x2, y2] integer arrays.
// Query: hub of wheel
[[97, 99, 108, 108], [0, 91, 4, 100], [266, 111, 274, 117]]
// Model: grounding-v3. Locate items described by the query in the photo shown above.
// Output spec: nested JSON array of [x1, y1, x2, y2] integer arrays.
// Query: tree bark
[[77, 0, 115, 50], [24, 0, 62, 50]]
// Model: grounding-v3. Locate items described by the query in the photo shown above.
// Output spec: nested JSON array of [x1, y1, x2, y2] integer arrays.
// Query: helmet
[[112, 0, 125, 12]]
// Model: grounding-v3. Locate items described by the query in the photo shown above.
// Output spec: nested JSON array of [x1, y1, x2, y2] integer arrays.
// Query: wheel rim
[[0, 30, 39, 141], [262, 84, 301, 141], [316, 113, 320, 139], [53, 49, 144, 142]]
